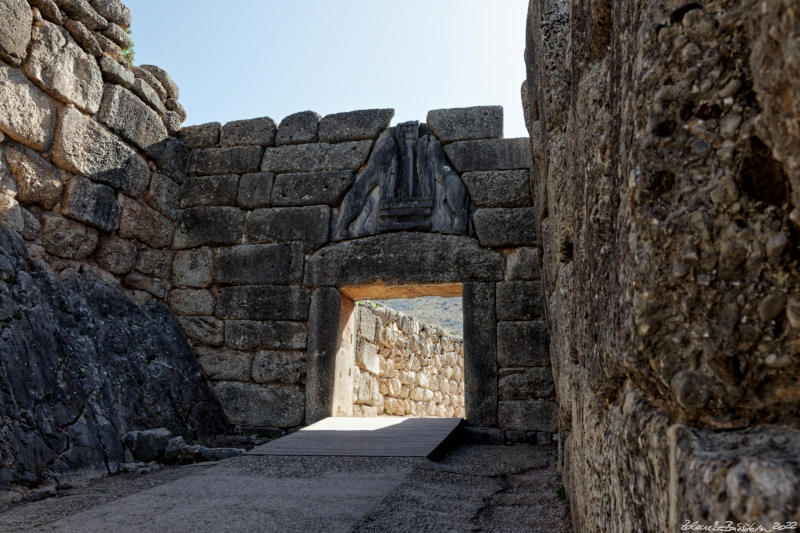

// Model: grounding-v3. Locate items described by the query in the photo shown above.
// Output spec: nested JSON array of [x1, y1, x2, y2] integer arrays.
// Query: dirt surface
[[0, 443, 570, 532]]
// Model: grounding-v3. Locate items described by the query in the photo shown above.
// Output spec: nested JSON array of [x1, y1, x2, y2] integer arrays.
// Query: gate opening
[[331, 284, 465, 418]]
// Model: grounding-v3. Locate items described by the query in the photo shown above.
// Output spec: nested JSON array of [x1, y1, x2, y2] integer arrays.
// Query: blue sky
[[125, 1, 529, 138]]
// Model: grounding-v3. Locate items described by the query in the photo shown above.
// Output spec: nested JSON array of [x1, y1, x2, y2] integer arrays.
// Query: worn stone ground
[[0, 443, 569, 533]]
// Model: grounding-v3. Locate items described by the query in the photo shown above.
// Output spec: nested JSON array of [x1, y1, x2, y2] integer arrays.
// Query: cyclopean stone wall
[[340, 301, 465, 418], [171, 106, 555, 434], [525, 0, 800, 530], [0, 0, 187, 304]]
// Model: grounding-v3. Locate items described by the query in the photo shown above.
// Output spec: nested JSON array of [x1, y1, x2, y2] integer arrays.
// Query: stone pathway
[[0, 443, 570, 533]]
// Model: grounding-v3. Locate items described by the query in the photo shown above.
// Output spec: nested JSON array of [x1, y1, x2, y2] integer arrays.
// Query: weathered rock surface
[[61, 175, 119, 231], [51, 106, 149, 196], [444, 138, 530, 172], [245, 206, 329, 252], [3, 144, 64, 209], [0, 63, 58, 151], [97, 84, 168, 152], [25, 21, 104, 114], [191, 146, 263, 175], [173, 206, 244, 249], [276, 110, 319, 145], [220, 117, 276, 147], [271, 171, 354, 206], [214, 243, 304, 285], [0, 0, 33, 65], [0, 221, 228, 497], [426, 106, 503, 143], [213, 381, 304, 427], [177, 122, 219, 149], [261, 141, 372, 173], [318, 109, 394, 143]]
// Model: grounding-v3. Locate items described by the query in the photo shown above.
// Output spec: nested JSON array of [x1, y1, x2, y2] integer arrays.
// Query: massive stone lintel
[[304, 232, 504, 287]]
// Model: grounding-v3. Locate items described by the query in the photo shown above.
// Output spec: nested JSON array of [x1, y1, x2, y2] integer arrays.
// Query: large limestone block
[[224, 320, 307, 351], [3, 145, 63, 209], [172, 206, 245, 249], [261, 141, 372, 173], [195, 346, 251, 381], [497, 321, 549, 367], [497, 400, 556, 432], [176, 122, 219, 149], [215, 285, 310, 320], [25, 21, 104, 114], [145, 173, 180, 220], [245, 206, 329, 252], [220, 117, 276, 147], [505, 247, 541, 281], [94, 234, 136, 274], [304, 232, 504, 287], [139, 64, 178, 99], [190, 146, 263, 175], [445, 138, 531, 172], [88, 0, 131, 27], [123, 272, 165, 298], [463, 282, 497, 427], [0, 63, 58, 151], [462, 170, 531, 208], [134, 249, 172, 279], [251, 350, 306, 385], [168, 288, 214, 316], [496, 281, 545, 321], [426, 106, 503, 144], [118, 195, 174, 248], [61, 175, 119, 231], [180, 174, 239, 208], [40, 214, 98, 259], [318, 109, 394, 142], [97, 84, 168, 152], [0, 0, 32, 65], [213, 381, 304, 427], [51, 107, 149, 196], [236, 172, 273, 209], [56, 0, 108, 30], [498, 368, 555, 400], [271, 171, 354, 207], [214, 243, 304, 285], [355, 340, 380, 375], [171, 248, 212, 288], [176, 316, 223, 346], [276, 111, 319, 145], [473, 208, 537, 248]]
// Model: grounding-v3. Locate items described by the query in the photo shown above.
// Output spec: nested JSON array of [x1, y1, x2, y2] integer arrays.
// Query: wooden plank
[[246, 417, 463, 457]]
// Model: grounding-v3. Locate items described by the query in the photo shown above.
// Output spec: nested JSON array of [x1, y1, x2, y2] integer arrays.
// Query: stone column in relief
[[463, 282, 498, 426], [305, 287, 342, 423]]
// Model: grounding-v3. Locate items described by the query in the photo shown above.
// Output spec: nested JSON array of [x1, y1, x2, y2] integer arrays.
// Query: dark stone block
[[304, 233, 503, 287], [445, 138, 531, 172], [497, 321, 550, 367], [215, 285, 310, 320], [497, 400, 557, 432], [426, 106, 503, 143], [97, 84, 167, 153], [220, 116, 276, 147], [61, 176, 119, 232], [237, 172, 273, 209], [305, 287, 341, 423], [505, 247, 541, 280], [145, 173, 180, 220], [144, 136, 189, 183], [276, 110, 320, 145], [271, 171, 354, 206], [214, 243, 304, 285], [462, 170, 531, 208], [473, 207, 537, 248], [496, 282, 546, 321], [180, 174, 239, 208], [177, 122, 220, 149], [224, 320, 307, 351], [213, 382, 304, 427], [245, 206, 330, 252], [173, 206, 245, 249], [191, 146, 263, 175], [463, 282, 497, 427], [318, 108, 394, 142], [498, 368, 555, 400], [261, 141, 373, 173]]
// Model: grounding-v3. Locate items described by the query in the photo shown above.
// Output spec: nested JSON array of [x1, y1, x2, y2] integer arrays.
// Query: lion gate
[[170, 106, 555, 439]]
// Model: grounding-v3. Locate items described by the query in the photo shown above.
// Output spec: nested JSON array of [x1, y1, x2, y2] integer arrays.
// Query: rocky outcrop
[[525, 0, 800, 530], [0, 221, 228, 504]]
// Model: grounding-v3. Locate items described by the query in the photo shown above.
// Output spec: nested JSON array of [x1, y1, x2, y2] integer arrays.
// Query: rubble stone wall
[[524, 0, 800, 530], [344, 302, 466, 418], [0, 0, 187, 305]]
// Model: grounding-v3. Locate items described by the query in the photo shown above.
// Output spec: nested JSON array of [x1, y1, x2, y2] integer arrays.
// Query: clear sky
[[125, 0, 529, 138]]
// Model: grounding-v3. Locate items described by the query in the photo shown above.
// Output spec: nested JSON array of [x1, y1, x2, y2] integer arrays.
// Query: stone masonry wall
[[346, 302, 465, 418], [171, 106, 554, 433], [525, 0, 800, 530], [0, 0, 187, 304]]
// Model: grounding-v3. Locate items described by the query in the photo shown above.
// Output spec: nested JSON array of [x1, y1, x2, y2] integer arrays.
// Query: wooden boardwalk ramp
[[246, 417, 464, 458]]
